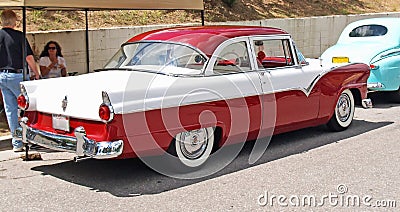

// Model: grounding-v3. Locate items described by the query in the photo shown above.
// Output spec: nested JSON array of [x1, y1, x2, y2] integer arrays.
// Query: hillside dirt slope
[[12, 0, 399, 31]]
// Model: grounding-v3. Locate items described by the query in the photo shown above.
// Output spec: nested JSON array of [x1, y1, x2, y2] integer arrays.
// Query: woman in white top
[[39, 41, 67, 78]]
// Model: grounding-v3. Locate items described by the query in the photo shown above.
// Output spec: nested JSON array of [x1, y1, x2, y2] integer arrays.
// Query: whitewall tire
[[327, 89, 355, 131], [171, 127, 215, 168]]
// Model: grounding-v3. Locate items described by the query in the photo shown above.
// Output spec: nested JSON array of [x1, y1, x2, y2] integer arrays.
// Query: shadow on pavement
[[368, 92, 400, 109], [32, 119, 392, 197]]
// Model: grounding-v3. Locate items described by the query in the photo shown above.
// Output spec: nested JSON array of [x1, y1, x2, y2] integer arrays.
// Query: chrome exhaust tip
[[362, 98, 373, 109], [73, 156, 91, 163]]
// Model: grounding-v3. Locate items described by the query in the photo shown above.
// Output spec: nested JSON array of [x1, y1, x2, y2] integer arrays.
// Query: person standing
[[39, 41, 67, 78], [0, 9, 40, 152]]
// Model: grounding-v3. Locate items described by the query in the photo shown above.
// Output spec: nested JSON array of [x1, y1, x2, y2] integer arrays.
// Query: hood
[[320, 41, 395, 65]]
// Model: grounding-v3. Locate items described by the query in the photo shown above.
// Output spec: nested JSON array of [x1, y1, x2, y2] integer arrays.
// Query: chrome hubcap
[[337, 93, 351, 122], [178, 129, 209, 160]]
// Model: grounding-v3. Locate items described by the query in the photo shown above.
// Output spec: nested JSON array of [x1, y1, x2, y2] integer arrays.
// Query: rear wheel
[[327, 89, 355, 131], [167, 127, 215, 170]]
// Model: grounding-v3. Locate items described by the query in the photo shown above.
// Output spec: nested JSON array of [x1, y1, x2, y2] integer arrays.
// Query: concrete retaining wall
[[27, 12, 400, 75]]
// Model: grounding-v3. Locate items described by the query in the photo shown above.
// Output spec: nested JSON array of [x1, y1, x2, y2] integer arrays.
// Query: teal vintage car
[[321, 17, 400, 101]]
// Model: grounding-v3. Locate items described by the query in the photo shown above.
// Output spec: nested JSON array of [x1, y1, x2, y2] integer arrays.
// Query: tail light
[[370, 64, 379, 70], [98, 91, 114, 123], [99, 104, 111, 121], [17, 85, 29, 110], [17, 95, 28, 109]]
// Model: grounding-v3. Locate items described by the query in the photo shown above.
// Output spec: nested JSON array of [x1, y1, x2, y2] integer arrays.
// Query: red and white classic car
[[16, 26, 371, 170]]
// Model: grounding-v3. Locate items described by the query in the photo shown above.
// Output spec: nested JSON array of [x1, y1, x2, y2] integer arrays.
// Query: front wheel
[[327, 89, 355, 131]]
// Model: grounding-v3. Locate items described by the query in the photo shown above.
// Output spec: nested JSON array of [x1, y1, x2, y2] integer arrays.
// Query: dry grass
[[7, 0, 398, 31]]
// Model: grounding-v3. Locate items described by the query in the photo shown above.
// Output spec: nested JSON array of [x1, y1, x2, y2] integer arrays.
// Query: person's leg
[[1, 73, 24, 150]]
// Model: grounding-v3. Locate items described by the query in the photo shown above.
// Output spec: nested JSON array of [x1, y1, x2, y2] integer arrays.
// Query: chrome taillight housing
[[99, 91, 114, 123], [17, 84, 29, 110]]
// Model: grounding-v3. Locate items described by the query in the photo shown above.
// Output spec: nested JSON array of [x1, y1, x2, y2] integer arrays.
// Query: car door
[[206, 38, 266, 142], [250, 36, 321, 132]]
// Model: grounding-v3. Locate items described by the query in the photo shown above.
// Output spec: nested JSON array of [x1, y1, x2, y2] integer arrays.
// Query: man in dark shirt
[[0, 9, 39, 152]]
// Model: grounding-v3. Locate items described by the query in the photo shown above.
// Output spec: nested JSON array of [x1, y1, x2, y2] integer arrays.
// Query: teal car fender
[[369, 48, 400, 91]]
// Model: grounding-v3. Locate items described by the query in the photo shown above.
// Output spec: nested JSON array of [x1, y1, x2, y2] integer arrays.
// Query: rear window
[[349, 25, 388, 37]]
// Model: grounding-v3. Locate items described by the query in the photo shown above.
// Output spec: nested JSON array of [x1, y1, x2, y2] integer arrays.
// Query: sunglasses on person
[[48, 47, 57, 50]]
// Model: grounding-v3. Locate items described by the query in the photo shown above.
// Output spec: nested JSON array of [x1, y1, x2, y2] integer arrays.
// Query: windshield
[[104, 42, 207, 75]]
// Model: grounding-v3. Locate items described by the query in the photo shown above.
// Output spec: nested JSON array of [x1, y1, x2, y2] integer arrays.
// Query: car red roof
[[126, 26, 288, 57]]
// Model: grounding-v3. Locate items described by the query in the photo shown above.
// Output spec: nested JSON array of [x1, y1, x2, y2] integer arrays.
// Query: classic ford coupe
[[321, 18, 400, 101], [16, 26, 371, 169]]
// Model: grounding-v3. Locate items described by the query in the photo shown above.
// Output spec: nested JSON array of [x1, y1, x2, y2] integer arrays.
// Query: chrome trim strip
[[273, 63, 367, 97], [367, 82, 385, 89], [266, 70, 329, 98], [15, 117, 123, 159], [380, 49, 400, 58]]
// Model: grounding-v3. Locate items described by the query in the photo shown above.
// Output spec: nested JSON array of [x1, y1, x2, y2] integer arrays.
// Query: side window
[[293, 43, 308, 66], [253, 39, 294, 69], [213, 41, 250, 74]]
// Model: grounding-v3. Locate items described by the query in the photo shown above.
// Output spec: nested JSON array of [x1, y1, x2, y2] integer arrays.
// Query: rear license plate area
[[52, 114, 70, 132]]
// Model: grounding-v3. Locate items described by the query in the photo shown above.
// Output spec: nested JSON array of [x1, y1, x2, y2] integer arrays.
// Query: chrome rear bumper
[[14, 117, 123, 159]]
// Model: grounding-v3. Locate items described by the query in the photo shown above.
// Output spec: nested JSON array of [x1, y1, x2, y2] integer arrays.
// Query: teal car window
[[349, 24, 388, 37]]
